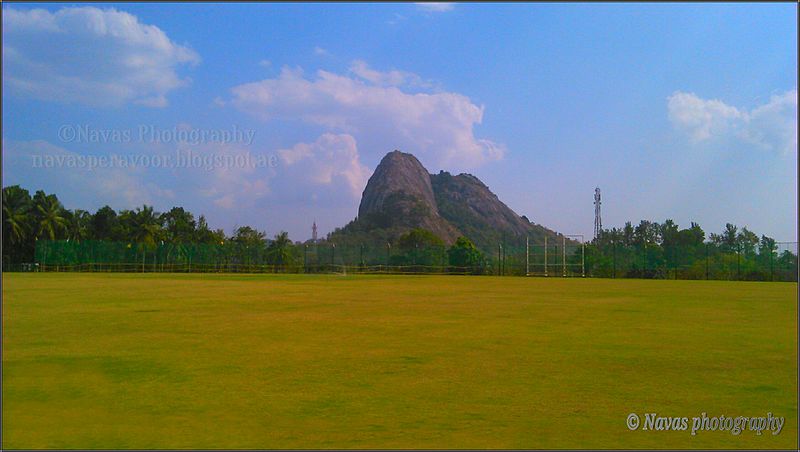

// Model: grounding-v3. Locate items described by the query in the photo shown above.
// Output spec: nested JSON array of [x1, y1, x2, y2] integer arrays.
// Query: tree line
[[584, 220, 796, 280], [2, 185, 488, 272], [4, 185, 795, 279]]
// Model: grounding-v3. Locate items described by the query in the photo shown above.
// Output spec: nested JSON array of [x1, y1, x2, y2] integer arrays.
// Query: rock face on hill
[[330, 150, 564, 253], [431, 170, 558, 250], [357, 151, 461, 242]]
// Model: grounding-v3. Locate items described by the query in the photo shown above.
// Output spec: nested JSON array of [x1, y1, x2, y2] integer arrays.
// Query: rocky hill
[[357, 151, 461, 242], [329, 150, 566, 254]]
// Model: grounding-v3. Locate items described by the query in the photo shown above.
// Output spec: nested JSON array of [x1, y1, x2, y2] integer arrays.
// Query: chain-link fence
[[8, 239, 797, 281]]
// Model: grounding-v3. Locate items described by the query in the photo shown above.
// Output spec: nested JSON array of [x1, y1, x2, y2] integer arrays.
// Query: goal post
[[524, 234, 585, 277]]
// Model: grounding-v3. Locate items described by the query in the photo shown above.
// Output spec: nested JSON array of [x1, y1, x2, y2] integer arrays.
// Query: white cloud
[[2, 6, 199, 107], [230, 64, 504, 170], [416, 3, 455, 13], [314, 46, 332, 57], [277, 133, 370, 201], [2, 135, 365, 235], [742, 90, 797, 156], [667, 92, 744, 142], [388, 13, 407, 26], [349, 60, 431, 89], [668, 89, 797, 155], [2, 139, 174, 207]]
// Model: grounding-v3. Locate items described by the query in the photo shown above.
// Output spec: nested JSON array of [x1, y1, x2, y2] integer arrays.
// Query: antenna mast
[[593, 187, 602, 239]]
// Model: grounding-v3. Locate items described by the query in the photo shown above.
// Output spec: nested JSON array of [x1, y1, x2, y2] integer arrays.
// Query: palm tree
[[267, 231, 294, 269], [132, 205, 163, 271], [33, 191, 67, 241], [3, 186, 32, 245], [132, 205, 163, 248], [3, 186, 34, 267], [65, 209, 91, 242]]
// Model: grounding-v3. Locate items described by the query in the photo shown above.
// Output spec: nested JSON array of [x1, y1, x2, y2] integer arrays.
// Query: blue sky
[[3, 2, 797, 241]]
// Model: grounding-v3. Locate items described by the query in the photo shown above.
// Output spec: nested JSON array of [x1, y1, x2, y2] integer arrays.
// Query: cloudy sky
[[3, 3, 797, 241]]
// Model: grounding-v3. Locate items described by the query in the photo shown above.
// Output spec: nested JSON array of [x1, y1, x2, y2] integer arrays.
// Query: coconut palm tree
[[65, 209, 91, 242], [267, 231, 294, 268], [3, 185, 32, 245], [3, 186, 34, 266], [132, 205, 163, 248], [33, 190, 67, 241], [131, 205, 163, 271]]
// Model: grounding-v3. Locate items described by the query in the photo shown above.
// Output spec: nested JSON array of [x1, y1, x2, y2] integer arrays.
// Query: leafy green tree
[[266, 231, 297, 268], [677, 222, 705, 247], [90, 206, 118, 241], [633, 220, 659, 246], [232, 226, 266, 247], [737, 227, 759, 256], [229, 226, 267, 267], [447, 236, 486, 274], [192, 215, 224, 244], [115, 209, 136, 243], [660, 219, 679, 247], [715, 223, 739, 252], [393, 228, 446, 269], [161, 207, 196, 244], [622, 222, 634, 247], [758, 235, 777, 258]]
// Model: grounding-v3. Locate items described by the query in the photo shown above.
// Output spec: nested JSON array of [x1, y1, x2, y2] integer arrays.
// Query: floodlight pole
[[562, 236, 566, 277]]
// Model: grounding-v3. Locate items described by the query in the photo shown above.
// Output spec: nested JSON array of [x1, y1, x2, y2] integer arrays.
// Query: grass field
[[2, 273, 797, 449]]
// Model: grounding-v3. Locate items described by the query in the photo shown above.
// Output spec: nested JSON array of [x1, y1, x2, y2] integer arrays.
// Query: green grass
[[2, 273, 797, 449]]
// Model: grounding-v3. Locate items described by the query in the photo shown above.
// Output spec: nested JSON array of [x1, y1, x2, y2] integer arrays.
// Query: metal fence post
[[737, 243, 741, 281], [770, 250, 774, 282], [502, 242, 506, 275], [612, 240, 617, 278], [581, 241, 585, 277], [674, 246, 678, 280], [642, 243, 646, 278], [544, 236, 548, 277], [526, 236, 529, 276], [498, 244, 502, 276]]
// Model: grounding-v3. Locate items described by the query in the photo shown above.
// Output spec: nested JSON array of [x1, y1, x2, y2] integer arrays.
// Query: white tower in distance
[[312, 220, 318, 243]]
